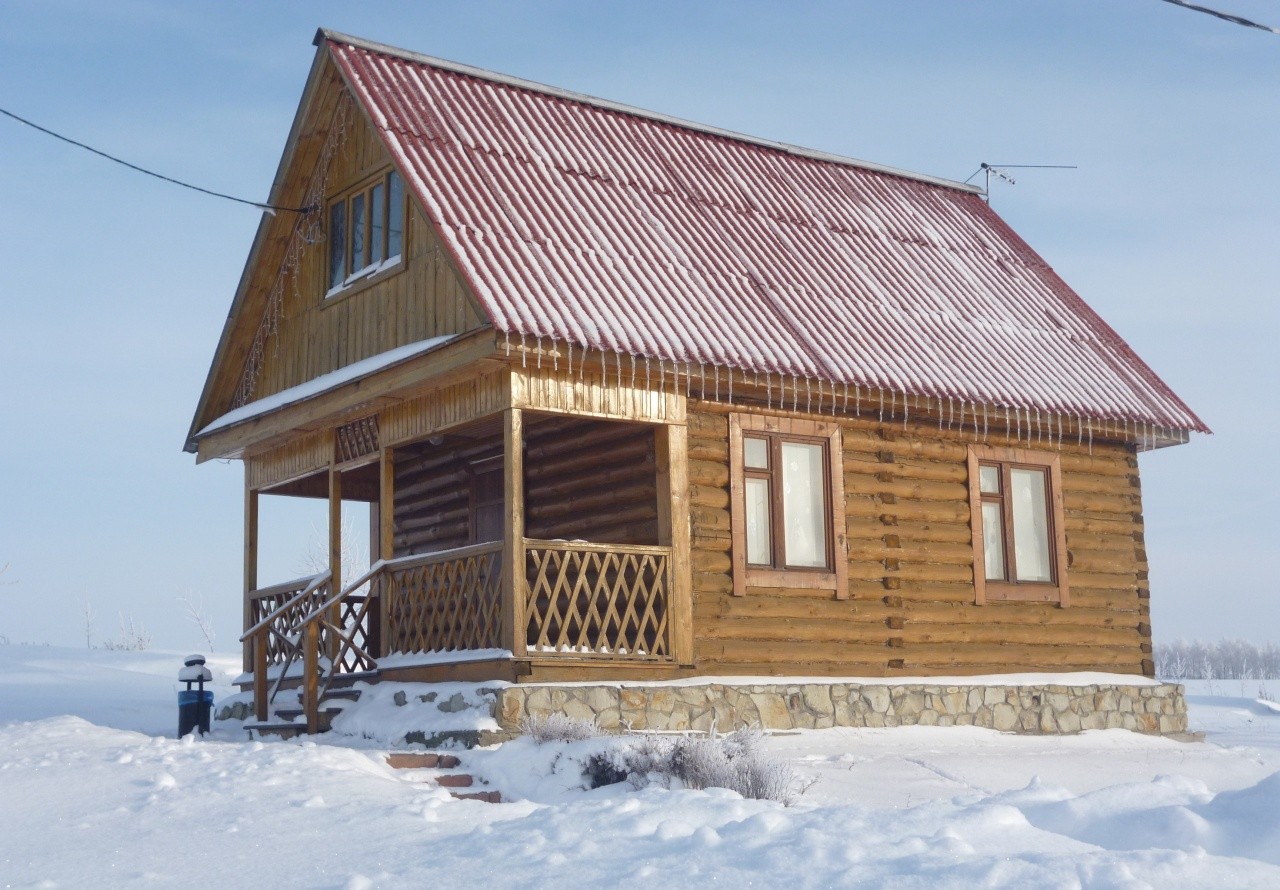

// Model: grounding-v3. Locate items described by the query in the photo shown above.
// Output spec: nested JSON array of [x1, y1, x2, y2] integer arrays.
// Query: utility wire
[[1158, 0, 1280, 35], [0, 106, 312, 214]]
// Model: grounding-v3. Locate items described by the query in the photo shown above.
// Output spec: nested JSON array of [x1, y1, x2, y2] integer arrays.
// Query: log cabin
[[186, 30, 1206, 734]]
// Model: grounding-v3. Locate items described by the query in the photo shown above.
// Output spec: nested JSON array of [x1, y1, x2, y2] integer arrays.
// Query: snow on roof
[[323, 32, 1205, 434], [199, 335, 457, 436]]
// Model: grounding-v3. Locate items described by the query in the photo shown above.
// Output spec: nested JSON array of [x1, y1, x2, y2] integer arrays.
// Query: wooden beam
[[658, 421, 694, 665], [243, 475, 258, 675], [501, 408, 527, 658]]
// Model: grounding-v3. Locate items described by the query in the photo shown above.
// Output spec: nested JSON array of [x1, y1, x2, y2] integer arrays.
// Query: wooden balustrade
[[381, 542, 504, 653], [241, 571, 331, 724], [524, 540, 672, 660]]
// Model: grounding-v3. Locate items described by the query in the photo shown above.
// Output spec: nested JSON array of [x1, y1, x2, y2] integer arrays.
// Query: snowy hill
[[1, 645, 1278, 887]]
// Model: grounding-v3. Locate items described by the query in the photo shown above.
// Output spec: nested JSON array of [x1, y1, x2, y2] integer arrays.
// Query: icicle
[[855, 384, 861, 416], [1087, 423, 1093, 456], [616, 352, 623, 389], [714, 365, 720, 402], [889, 391, 896, 423], [727, 367, 733, 403], [566, 342, 572, 376], [982, 403, 989, 442], [536, 337, 543, 370], [903, 393, 909, 428], [600, 350, 607, 381], [816, 379, 823, 415], [520, 333, 527, 368], [767, 373, 772, 410], [552, 339, 559, 372], [793, 377, 799, 413], [806, 378, 812, 415], [684, 362, 691, 397], [699, 362, 706, 397], [630, 354, 636, 390], [843, 383, 850, 415]]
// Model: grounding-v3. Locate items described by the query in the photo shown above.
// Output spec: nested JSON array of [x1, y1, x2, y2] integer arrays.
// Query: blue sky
[[1, 1, 1276, 652]]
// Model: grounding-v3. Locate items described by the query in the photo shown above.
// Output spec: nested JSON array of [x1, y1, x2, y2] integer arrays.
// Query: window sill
[[745, 568, 839, 592], [981, 582, 1066, 605], [323, 254, 404, 305]]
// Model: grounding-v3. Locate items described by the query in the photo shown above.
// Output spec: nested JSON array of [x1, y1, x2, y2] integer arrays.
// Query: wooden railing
[[381, 543, 504, 654], [242, 539, 674, 733], [241, 571, 332, 725], [524, 540, 672, 660]]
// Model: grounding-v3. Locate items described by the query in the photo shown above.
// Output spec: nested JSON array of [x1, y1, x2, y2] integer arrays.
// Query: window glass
[[979, 465, 1000, 494], [781, 442, 826, 568], [1010, 467, 1052, 582], [370, 182, 386, 266], [387, 171, 404, 258], [744, 437, 768, 469], [981, 501, 1006, 581], [744, 478, 771, 565], [350, 192, 367, 273], [329, 202, 347, 289]]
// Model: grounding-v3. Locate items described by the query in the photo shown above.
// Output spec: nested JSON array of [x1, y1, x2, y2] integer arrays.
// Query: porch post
[[377, 446, 395, 657], [243, 473, 258, 675], [501, 408, 527, 658], [657, 422, 694, 665], [327, 462, 343, 666]]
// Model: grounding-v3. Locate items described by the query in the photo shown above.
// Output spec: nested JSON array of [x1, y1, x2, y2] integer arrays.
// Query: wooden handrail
[[381, 541, 504, 573], [301, 560, 387, 623], [523, 539, 671, 557], [247, 574, 321, 601], [239, 570, 331, 641]]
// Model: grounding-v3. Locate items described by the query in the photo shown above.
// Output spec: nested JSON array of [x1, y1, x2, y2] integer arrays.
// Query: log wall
[[687, 400, 1152, 678], [392, 416, 660, 557]]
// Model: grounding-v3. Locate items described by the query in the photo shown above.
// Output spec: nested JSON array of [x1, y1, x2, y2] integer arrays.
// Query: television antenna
[[963, 163, 1077, 204]]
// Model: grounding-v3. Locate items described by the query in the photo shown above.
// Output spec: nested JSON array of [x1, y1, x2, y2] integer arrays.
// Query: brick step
[[451, 790, 502, 803], [385, 752, 461, 770]]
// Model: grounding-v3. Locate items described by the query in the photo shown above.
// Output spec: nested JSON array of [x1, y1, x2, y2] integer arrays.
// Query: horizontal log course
[[694, 617, 890, 645], [1063, 490, 1141, 514], [1064, 570, 1139, 591], [525, 483, 656, 522], [849, 559, 972, 584], [697, 594, 897, 623], [694, 659, 896, 678], [395, 507, 470, 534], [690, 506, 731, 532], [688, 459, 729, 488], [1059, 450, 1137, 476], [854, 541, 973, 563], [394, 468, 470, 501], [694, 571, 734, 597], [895, 622, 1143, 647], [528, 505, 658, 540], [843, 453, 969, 484], [690, 483, 730, 510], [898, 642, 1143, 668], [1068, 549, 1144, 576], [894, 658, 1147, 677], [524, 433, 653, 479], [691, 549, 733, 575], [844, 517, 972, 545], [1064, 514, 1144, 536], [688, 413, 728, 440], [696, 638, 895, 666], [846, 499, 971, 525], [842, 474, 968, 503], [1064, 531, 1139, 552], [688, 440, 728, 462], [691, 530, 732, 552], [1060, 473, 1142, 498], [898, 599, 1129, 626]]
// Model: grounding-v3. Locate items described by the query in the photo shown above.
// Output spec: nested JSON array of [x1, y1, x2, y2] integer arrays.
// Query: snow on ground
[[2, 645, 1279, 888]]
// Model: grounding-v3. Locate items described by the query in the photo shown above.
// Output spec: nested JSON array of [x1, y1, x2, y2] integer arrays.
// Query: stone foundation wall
[[497, 680, 1188, 736]]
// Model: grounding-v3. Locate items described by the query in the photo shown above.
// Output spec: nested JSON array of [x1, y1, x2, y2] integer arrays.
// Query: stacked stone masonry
[[497, 681, 1188, 736]]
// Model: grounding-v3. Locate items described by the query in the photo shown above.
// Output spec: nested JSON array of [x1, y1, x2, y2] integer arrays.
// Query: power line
[[0, 106, 312, 214], [1158, 0, 1280, 35]]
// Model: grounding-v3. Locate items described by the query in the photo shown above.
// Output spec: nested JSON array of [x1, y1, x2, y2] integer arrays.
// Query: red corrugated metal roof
[[325, 33, 1206, 434]]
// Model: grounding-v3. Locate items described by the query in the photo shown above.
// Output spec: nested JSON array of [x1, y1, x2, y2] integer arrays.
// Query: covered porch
[[240, 405, 693, 730]]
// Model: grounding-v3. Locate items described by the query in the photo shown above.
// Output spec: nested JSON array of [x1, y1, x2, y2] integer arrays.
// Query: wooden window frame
[[325, 168, 407, 300], [966, 444, 1069, 606], [729, 414, 847, 599]]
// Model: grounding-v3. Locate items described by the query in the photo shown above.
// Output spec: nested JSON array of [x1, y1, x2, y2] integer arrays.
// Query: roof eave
[[183, 40, 338, 454]]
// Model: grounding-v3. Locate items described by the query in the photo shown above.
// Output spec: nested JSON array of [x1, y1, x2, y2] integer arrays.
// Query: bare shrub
[[99, 614, 152, 651], [582, 727, 813, 806], [520, 713, 601, 743]]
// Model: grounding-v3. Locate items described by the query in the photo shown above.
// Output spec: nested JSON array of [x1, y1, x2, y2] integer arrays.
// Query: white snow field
[[1, 646, 1278, 888]]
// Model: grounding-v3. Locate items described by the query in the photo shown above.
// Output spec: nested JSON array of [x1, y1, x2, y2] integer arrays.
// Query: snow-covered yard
[[2, 646, 1278, 888]]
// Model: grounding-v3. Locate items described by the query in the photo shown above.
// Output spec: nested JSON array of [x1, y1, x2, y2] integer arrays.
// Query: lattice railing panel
[[383, 544, 503, 654], [317, 589, 378, 678], [248, 576, 331, 668], [525, 542, 671, 660]]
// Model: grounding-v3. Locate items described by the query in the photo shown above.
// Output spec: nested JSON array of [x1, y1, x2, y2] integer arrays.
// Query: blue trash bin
[[178, 655, 214, 737], [178, 689, 214, 736]]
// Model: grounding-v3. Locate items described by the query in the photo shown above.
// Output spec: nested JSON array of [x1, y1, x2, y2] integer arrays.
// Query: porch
[[239, 407, 693, 731]]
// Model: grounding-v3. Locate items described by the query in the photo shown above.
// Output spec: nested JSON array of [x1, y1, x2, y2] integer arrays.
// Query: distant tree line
[[1156, 639, 1280, 680]]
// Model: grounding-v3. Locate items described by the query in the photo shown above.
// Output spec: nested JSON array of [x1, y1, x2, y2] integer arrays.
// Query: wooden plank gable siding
[[231, 75, 487, 410], [687, 402, 1152, 678]]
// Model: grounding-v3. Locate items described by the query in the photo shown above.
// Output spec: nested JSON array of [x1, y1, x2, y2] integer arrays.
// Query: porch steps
[[245, 689, 361, 739], [385, 752, 502, 803]]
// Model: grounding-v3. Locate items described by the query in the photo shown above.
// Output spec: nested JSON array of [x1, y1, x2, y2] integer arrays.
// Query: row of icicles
[[502, 333, 1186, 454]]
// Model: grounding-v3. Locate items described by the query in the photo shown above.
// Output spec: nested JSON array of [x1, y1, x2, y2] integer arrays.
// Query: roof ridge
[[314, 27, 983, 196]]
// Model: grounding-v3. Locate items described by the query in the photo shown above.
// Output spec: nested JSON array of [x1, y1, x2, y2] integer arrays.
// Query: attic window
[[327, 169, 405, 296]]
